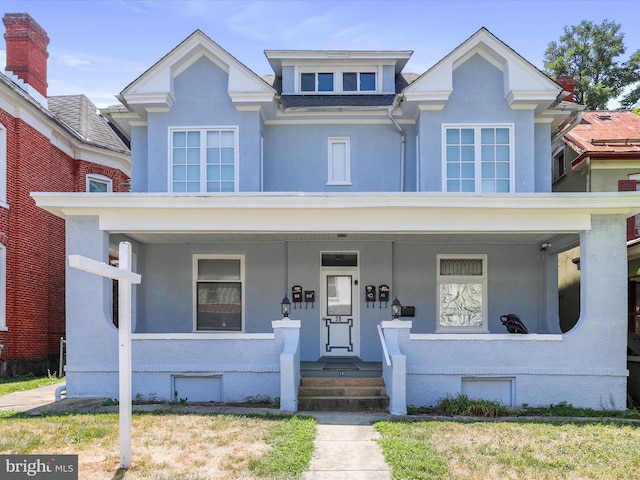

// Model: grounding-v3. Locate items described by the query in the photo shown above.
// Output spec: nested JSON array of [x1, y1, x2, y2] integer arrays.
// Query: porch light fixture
[[391, 297, 402, 319], [281, 296, 291, 318]]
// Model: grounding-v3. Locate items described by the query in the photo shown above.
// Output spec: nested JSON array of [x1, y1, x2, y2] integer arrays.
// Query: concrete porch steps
[[298, 377, 389, 412]]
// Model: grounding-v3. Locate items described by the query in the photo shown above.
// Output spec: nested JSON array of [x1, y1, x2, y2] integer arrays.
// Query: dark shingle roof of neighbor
[[47, 95, 129, 152]]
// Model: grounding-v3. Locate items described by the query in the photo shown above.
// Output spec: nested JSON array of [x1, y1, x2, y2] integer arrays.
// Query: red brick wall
[[0, 108, 129, 373]]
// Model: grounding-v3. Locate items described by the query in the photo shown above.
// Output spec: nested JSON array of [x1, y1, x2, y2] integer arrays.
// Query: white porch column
[[65, 216, 115, 394], [578, 214, 628, 368], [381, 320, 412, 415], [272, 319, 301, 412]]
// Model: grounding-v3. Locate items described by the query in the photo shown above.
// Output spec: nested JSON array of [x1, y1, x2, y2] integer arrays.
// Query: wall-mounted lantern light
[[391, 297, 401, 319], [281, 296, 291, 318]]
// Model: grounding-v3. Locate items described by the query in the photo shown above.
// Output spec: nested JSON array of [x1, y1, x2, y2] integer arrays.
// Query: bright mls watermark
[[1, 455, 78, 479]]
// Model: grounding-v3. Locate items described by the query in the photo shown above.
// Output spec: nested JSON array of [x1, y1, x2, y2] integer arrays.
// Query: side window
[[620, 178, 640, 240], [0, 123, 6, 205], [170, 127, 237, 193], [444, 125, 513, 193], [327, 137, 351, 186], [86, 173, 113, 192], [194, 255, 243, 331], [0, 244, 5, 331], [553, 148, 566, 182], [436, 254, 488, 333]]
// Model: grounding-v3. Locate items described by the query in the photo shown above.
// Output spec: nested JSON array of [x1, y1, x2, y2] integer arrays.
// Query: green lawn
[[0, 374, 64, 396], [0, 411, 316, 479], [376, 419, 640, 480]]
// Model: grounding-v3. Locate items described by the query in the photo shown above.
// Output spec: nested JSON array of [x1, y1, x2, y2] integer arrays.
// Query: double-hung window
[[444, 125, 513, 193], [436, 254, 488, 333], [170, 127, 237, 192], [327, 137, 351, 185], [194, 255, 244, 331]]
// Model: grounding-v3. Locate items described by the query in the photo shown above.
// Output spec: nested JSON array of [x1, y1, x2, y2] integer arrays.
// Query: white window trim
[[552, 145, 566, 182], [436, 254, 488, 333], [295, 65, 382, 94], [0, 123, 6, 206], [441, 124, 515, 193], [168, 126, 239, 193], [86, 173, 113, 192], [0, 244, 5, 331], [192, 254, 245, 332], [327, 137, 351, 186]]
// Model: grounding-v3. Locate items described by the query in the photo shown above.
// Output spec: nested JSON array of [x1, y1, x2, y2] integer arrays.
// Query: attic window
[[596, 114, 611, 120]]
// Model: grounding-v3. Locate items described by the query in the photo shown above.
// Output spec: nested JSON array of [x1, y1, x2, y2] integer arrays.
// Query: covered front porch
[[33, 192, 639, 412]]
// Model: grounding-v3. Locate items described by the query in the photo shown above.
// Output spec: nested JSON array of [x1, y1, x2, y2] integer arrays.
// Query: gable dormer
[[265, 50, 412, 110], [403, 28, 562, 117], [119, 30, 275, 122]]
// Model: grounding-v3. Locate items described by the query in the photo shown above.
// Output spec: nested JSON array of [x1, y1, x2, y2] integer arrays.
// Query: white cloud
[[55, 54, 91, 68], [227, 2, 275, 42]]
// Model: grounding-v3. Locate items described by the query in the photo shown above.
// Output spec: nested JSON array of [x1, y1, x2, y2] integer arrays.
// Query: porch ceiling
[[31, 192, 640, 250], [119, 231, 576, 250]]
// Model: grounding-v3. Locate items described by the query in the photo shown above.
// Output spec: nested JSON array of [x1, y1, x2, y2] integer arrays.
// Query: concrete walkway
[[301, 411, 392, 480], [0, 382, 65, 412]]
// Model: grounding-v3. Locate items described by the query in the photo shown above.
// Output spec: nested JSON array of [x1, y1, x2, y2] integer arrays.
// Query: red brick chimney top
[[3, 13, 50, 98], [555, 75, 577, 103]]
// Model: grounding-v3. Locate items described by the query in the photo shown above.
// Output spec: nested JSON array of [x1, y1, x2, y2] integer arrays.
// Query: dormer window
[[297, 68, 378, 94], [343, 72, 376, 92], [301, 72, 334, 92]]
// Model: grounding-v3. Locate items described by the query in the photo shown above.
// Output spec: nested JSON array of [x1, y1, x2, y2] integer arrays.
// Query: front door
[[320, 267, 359, 357]]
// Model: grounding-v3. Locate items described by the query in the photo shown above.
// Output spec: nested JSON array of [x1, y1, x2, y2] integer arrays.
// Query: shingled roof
[[48, 95, 129, 152]]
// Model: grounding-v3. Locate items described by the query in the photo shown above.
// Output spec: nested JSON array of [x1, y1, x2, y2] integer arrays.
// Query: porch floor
[[301, 357, 383, 378]]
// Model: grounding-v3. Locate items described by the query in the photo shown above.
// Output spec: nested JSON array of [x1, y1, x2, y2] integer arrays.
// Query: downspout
[[552, 110, 583, 145], [388, 94, 406, 192]]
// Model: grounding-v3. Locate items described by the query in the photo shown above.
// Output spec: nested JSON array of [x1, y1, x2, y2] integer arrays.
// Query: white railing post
[[272, 319, 301, 412], [381, 320, 412, 415]]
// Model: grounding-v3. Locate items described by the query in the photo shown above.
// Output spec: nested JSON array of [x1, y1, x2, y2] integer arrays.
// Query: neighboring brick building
[[0, 13, 130, 375]]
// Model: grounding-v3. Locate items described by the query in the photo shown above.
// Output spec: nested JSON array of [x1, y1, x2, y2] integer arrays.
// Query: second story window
[[86, 173, 113, 192], [553, 148, 566, 182], [170, 127, 237, 193], [443, 124, 513, 193]]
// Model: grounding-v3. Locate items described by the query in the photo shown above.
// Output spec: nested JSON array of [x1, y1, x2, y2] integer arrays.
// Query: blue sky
[[2, 0, 639, 108]]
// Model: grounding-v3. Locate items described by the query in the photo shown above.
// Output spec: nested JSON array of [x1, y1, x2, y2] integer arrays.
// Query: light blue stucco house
[[34, 28, 640, 413]]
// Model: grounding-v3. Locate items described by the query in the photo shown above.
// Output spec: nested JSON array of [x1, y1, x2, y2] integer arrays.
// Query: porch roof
[[32, 192, 640, 241]]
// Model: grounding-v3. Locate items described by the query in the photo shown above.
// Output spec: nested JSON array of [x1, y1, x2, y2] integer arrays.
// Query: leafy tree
[[544, 19, 640, 110]]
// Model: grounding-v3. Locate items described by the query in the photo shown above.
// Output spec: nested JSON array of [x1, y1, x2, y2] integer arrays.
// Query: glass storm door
[[320, 268, 359, 357]]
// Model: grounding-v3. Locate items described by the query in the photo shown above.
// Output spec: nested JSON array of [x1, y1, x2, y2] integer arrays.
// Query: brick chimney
[[3, 13, 49, 98], [555, 75, 577, 103]]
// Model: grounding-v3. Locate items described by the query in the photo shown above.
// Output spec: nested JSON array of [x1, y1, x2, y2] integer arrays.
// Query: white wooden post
[[68, 241, 141, 469]]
